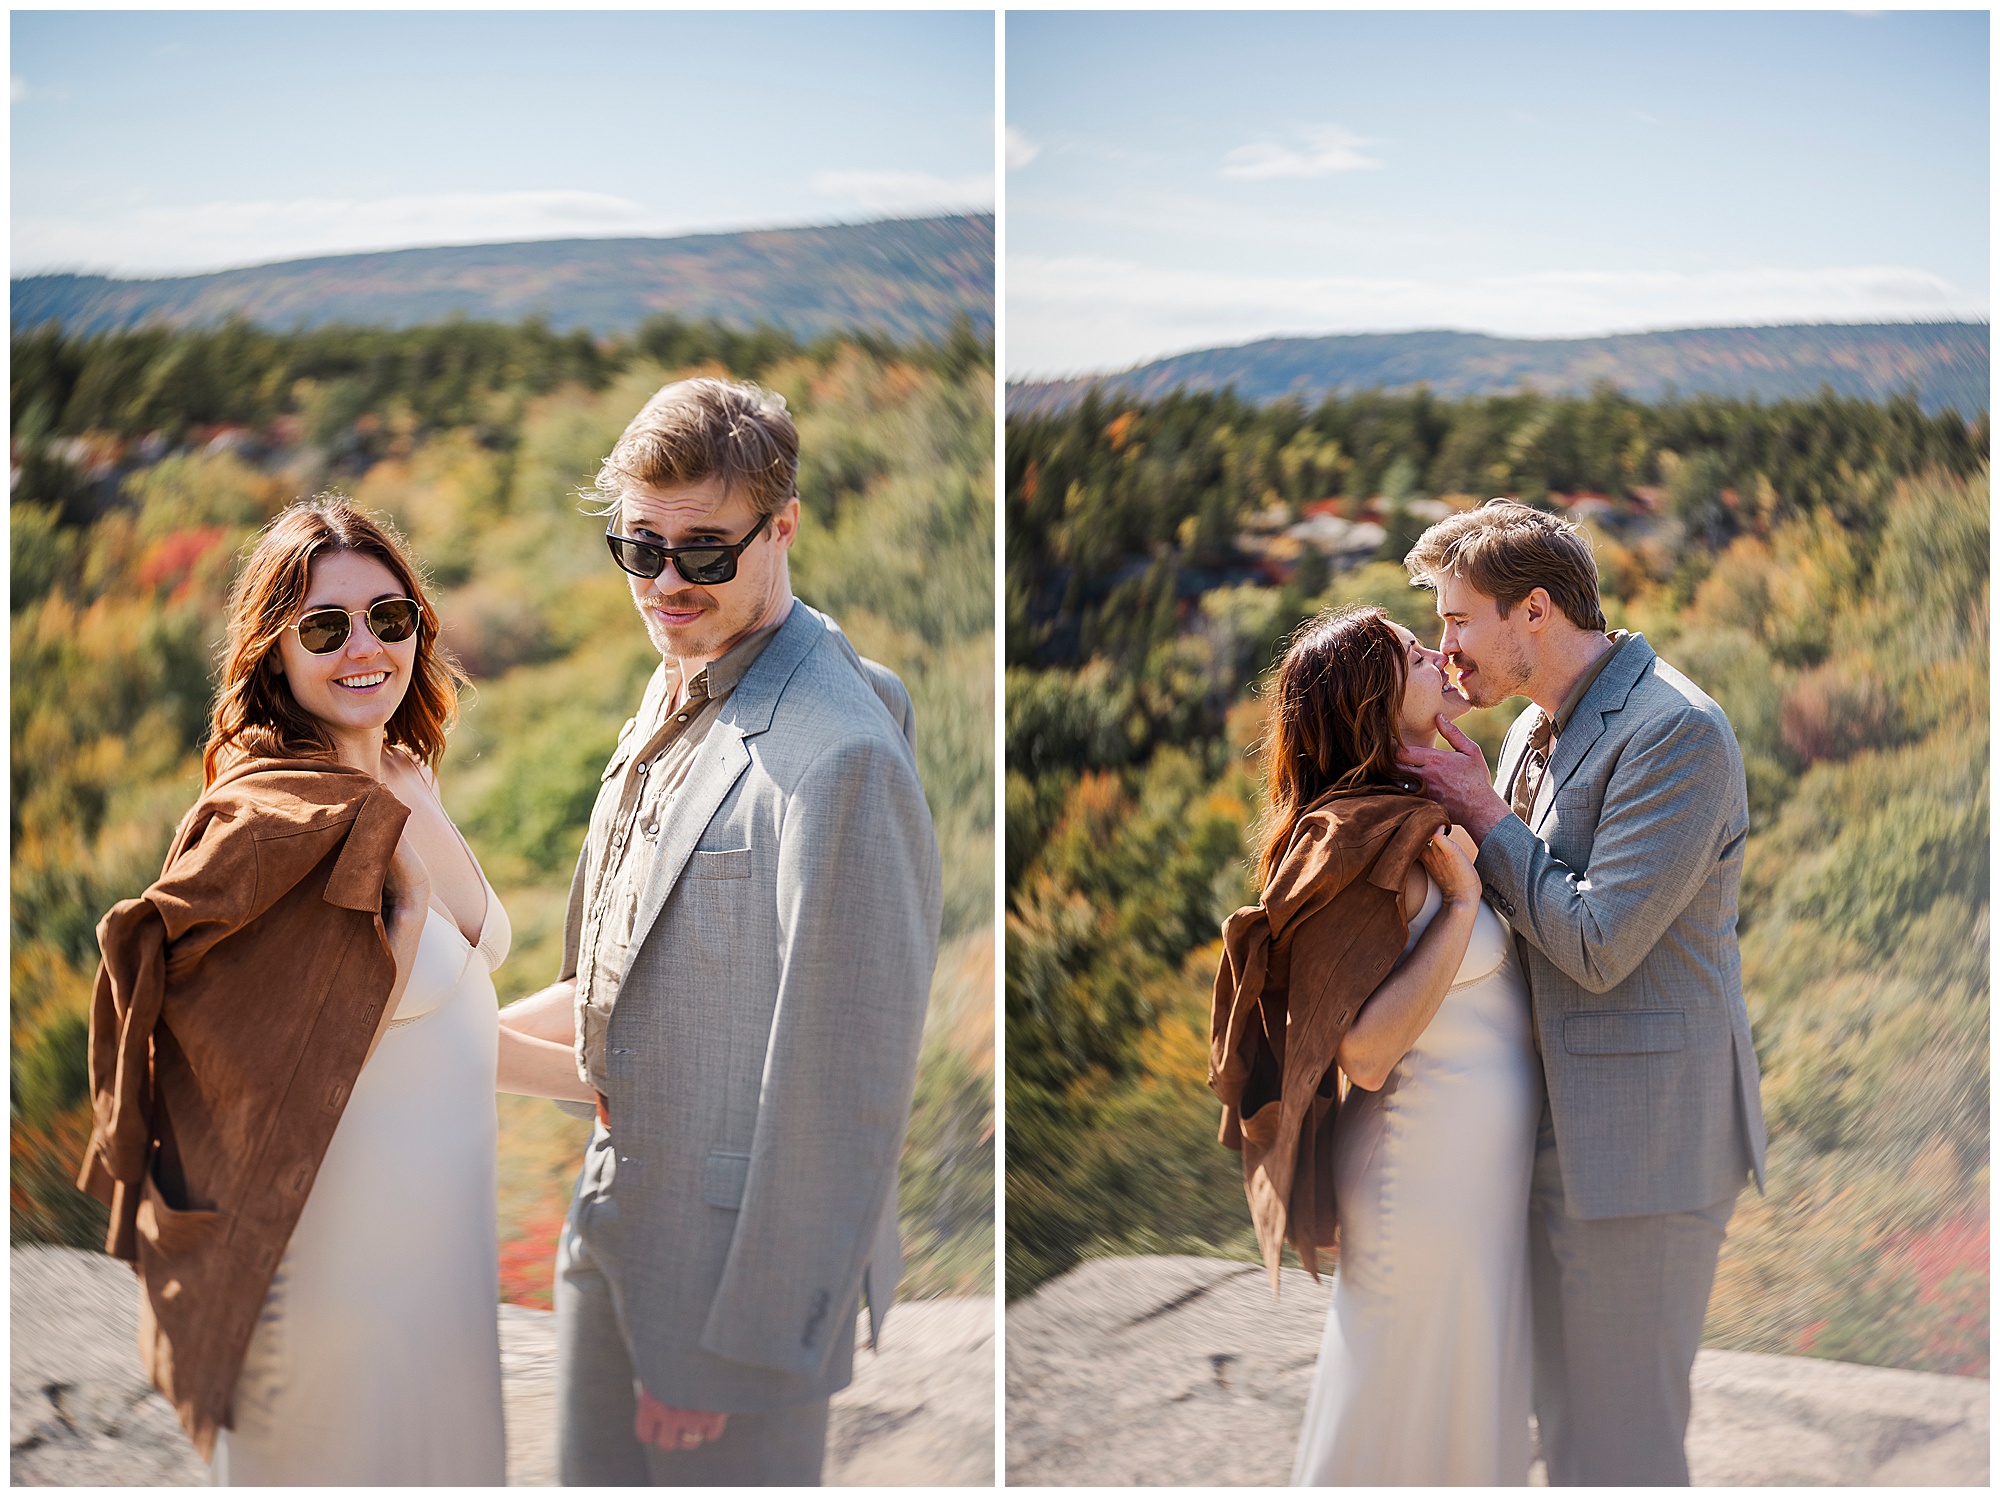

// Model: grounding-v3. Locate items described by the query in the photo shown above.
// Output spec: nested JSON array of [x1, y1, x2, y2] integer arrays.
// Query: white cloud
[[1221, 124, 1382, 181], [1006, 127, 1041, 172], [808, 169, 994, 214], [1007, 254, 1981, 377], [13, 190, 658, 276], [11, 76, 28, 105]]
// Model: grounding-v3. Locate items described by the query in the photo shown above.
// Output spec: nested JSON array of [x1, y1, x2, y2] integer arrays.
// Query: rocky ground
[[1006, 1254, 1989, 1486], [12, 1245, 992, 1486]]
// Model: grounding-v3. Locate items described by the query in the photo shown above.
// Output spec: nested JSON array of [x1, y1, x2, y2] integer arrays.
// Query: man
[[1397, 498, 1766, 1486], [496, 377, 942, 1484]]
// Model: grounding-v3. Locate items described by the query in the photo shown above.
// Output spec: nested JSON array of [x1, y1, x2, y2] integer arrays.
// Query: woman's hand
[[1418, 826, 1481, 910]]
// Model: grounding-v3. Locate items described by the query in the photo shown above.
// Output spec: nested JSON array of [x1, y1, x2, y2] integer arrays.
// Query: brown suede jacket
[[75, 756, 411, 1459], [1209, 787, 1447, 1289]]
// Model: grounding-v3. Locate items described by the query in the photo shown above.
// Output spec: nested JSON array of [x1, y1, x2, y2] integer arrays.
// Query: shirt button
[[676, 713, 689, 722], [636, 761, 649, 777]]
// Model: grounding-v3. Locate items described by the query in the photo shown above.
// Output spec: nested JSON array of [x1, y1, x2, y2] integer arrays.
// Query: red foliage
[[1885, 1213, 1989, 1300], [498, 1206, 568, 1312], [136, 526, 229, 599], [1880, 1213, 1989, 1376]]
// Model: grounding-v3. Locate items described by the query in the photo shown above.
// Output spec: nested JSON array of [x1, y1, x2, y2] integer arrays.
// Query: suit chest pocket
[[1564, 1008, 1685, 1055], [687, 848, 751, 880]]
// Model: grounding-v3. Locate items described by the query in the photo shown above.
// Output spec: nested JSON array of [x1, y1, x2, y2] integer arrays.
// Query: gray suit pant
[[555, 1219, 830, 1486], [1529, 1104, 1739, 1486]]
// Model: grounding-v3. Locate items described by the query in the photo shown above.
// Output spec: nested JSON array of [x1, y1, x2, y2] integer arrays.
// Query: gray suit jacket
[[1477, 634, 1767, 1220], [559, 600, 942, 1412]]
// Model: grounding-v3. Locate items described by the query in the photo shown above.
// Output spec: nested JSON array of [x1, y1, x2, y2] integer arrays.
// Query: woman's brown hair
[[1255, 605, 1417, 889], [202, 498, 468, 785]]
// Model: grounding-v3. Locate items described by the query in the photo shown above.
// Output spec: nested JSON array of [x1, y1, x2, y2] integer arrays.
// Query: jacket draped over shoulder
[[1209, 789, 1447, 1288], [74, 757, 410, 1459]]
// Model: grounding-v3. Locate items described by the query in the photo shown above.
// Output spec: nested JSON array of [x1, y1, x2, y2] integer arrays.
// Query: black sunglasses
[[605, 512, 772, 587], [289, 598, 421, 655]]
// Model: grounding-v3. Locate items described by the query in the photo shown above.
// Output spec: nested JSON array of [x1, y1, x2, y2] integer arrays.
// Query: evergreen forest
[[12, 314, 995, 1306], [1005, 384, 1989, 1377]]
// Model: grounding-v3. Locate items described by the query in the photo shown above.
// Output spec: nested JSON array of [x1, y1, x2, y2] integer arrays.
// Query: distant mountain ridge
[[12, 214, 993, 345], [1009, 323, 1989, 418]]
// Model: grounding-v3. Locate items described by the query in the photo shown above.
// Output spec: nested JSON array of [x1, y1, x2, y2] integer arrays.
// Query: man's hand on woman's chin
[[634, 1386, 728, 1452], [1399, 716, 1514, 846]]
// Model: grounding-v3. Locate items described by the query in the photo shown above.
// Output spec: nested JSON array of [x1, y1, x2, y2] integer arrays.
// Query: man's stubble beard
[[1456, 636, 1535, 709], [636, 590, 715, 659]]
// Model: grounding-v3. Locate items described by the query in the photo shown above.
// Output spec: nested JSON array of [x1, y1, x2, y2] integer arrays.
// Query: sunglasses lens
[[369, 599, 420, 643], [607, 534, 665, 579], [296, 610, 350, 654], [671, 549, 736, 586]]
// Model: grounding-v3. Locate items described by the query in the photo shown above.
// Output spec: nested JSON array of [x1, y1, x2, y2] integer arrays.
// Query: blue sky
[[1006, 11, 1989, 377], [12, 11, 994, 276]]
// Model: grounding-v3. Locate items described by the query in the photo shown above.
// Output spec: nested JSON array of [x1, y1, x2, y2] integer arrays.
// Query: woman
[[79, 499, 575, 1481], [1211, 605, 1540, 1485]]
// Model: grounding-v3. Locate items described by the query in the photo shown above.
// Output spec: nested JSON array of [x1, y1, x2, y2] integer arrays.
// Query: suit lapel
[[618, 601, 825, 981], [1533, 635, 1655, 832]]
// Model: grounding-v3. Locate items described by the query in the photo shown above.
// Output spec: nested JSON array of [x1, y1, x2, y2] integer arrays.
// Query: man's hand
[[1398, 716, 1515, 846], [634, 1386, 728, 1453]]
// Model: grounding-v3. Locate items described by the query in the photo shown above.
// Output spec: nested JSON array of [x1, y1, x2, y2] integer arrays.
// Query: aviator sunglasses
[[605, 511, 772, 586], [287, 598, 421, 655]]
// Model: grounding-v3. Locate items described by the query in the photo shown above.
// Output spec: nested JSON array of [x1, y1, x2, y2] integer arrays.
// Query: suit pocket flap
[[703, 1150, 752, 1209], [1564, 1009, 1686, 1055], [688, 848, 752, 880]]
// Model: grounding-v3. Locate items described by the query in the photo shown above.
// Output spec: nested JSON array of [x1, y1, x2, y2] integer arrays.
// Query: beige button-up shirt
[[571, 615, 784, 1092]]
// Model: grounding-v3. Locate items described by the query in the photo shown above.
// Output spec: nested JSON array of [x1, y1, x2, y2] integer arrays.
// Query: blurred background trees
[[1004, 385, 1988, 1378], [12, 314, 994, 1306]]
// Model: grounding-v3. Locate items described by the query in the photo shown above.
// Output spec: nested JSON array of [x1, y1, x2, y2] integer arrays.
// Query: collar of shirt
[[667, 599, 793, 712], [1550, 629, 1632, 739]]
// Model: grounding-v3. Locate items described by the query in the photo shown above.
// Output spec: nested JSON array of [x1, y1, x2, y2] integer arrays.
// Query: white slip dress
[[1291, 878, 1543, 1486], [211, 868, 510, 1486]]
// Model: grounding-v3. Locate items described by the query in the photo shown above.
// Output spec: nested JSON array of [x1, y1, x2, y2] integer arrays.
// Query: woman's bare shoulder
[[1399, 860, 1431, 925], [383, 744, 443, 796]]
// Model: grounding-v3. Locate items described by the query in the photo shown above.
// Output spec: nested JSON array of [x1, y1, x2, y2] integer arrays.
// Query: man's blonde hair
[[593, 377, 799, 516], [1403, 497, 1606, 633]]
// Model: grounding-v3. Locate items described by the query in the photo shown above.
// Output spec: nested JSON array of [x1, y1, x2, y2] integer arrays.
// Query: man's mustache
[[644, 591, 714, 612]]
